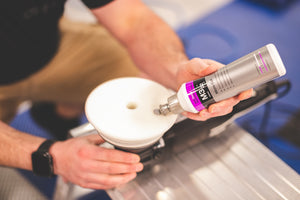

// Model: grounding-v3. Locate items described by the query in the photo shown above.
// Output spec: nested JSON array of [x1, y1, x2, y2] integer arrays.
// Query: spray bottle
[[154, 44, 286, 115]]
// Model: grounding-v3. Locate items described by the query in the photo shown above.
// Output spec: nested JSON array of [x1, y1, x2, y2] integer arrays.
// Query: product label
[[185, 78, 215, 111], [254, 52, 270, 75]]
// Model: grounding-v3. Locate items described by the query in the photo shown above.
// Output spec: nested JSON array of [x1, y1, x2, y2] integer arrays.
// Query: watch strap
[[37, 139, 56, 152], [82, 0, 113, 9], [32, 139, 56, 177]]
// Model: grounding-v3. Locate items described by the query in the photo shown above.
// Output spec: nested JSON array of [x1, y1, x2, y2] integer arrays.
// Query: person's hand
[[49, 134, 143, 189], [176, 58, 253, 121]]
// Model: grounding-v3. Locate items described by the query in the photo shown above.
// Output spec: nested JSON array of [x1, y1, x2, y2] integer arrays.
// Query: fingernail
[[136, 163, 144, 172], [132, 155, 140, 163]]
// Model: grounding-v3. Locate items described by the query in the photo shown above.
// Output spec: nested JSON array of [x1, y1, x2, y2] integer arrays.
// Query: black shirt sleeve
[[82, 0, 113, 9]]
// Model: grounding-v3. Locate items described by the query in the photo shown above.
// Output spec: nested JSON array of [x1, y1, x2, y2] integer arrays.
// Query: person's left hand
[[176, 58, 253, 121], [50, 134, 143, 189]]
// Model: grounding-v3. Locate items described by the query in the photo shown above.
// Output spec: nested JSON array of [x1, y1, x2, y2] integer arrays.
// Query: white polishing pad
[[85, 77, 178, 149]]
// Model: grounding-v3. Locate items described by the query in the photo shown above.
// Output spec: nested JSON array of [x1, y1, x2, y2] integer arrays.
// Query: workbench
[[54, 121, 300, 200]]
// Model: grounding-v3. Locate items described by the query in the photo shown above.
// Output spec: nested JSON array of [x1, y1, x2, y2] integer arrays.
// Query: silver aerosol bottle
[[155, 44, 286, 115]]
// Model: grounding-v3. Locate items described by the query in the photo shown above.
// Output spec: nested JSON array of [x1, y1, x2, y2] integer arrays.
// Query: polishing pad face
[[85, 77, 177, 149]]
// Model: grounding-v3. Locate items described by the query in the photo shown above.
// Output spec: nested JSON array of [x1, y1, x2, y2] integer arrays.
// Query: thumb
[[84, 134, 106, 145], [189, 58, 222, 77], [187, 58, 210, 76], [177, 58, 218, 87]]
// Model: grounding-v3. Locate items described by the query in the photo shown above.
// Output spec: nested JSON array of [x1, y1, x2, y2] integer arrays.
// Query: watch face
[[32, 151, 54, 177]]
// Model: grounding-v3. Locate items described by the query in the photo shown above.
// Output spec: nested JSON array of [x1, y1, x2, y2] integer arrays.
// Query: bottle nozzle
[[153, 103, 172, 116], [153, 94, 183, 116], [153, 109, 161, 115]]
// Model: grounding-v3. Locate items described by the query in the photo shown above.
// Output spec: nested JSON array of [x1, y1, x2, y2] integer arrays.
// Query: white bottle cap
[[85, 77, 177, 149], [266, 43, 286, 76]]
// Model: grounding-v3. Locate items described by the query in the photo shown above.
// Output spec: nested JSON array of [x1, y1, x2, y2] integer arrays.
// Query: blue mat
[[177, 0, 300, 173]]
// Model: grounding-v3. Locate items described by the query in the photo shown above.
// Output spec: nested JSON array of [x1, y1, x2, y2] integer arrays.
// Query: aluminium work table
[[54, 121, 300, 200]]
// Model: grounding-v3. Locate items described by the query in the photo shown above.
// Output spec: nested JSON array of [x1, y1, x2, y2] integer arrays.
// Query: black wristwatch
[[31, 139, 56, 177]]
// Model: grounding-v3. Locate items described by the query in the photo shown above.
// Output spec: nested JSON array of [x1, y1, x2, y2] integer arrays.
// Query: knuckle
[[77, 147, 90, 158], [106, 164, 115, 174]]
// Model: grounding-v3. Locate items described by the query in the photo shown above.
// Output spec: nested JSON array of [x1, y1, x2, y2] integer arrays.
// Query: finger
[[237, 88, 254, 101], [195, 106, 233, 120], [78, 182, 112, 190], [83, 160, 144, 174], [182, 111, 210, 121], [188, 58, 219, 77], [208, 97, 240, 114], [186, 58, 208, 75], [202, 59, 224, 70], [207, 90, 253, 115], [79, 172, 137, 189], [182, 97, 239, 121], [84, 134, 106, 145]]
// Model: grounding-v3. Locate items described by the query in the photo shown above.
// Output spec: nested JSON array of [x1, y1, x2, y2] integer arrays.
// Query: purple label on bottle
[[186, 81, 205, 111], [186, 81, 194, 93], [188, 92, 205, 111], [185, 78, 215, 112]]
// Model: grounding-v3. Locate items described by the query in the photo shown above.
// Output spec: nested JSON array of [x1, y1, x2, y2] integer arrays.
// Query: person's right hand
[[49, 134, 143, 189], [175, 58, 253, 121]]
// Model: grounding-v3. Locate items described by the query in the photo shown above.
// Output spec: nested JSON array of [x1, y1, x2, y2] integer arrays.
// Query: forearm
[[0, 121, 45, 170], [124, 9, 188, 90], [0, 121, 143, 189], [91, 0, 188, 90]]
